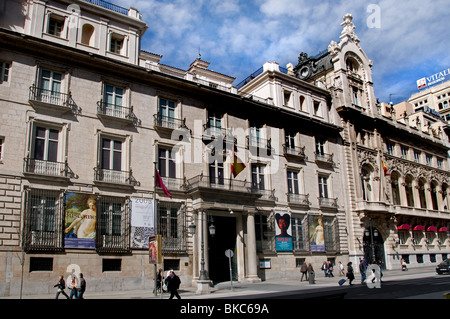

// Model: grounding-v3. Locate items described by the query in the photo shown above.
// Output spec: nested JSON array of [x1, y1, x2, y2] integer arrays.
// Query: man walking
[[359, 259, 367, 284], [165, 270, 181, 299]]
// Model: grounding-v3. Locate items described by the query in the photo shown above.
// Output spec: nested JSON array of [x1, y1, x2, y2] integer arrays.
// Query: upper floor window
[[0, 137, 4, 162], [81, 24, 95, 46], [318, 175, 329, 199], [285, 132, 296, 149], [401, 146, 408, 160], [0, 61, 10, 83], [414, 150, 421, 163], [158, 148, 176, 179], [101, 138, 122, 172], [47, 15, 65, 37], [315, 138, 326, 156], [251, 164, 265, 190], [287, 170, 300, 195], [386, 142, 394, 155], [352, 87, 360, 106], [34, 126, 59, 163], [110, 34, 124, 55], [426, 154, 432, 166]]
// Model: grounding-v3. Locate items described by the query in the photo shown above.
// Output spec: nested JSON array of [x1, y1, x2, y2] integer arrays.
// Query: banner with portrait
[[149, 235, 162, 264], [274, 212, 293, 251], [64, 193, 97, 249], [130, 198, 155, 248], [309, 215, 325, 252]]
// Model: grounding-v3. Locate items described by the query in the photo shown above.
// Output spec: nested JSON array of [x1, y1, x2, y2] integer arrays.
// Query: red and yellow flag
[[231, 151, 246, 178]]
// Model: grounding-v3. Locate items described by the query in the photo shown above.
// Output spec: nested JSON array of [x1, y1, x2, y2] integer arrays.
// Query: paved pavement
[[3, 266, 448, 299]]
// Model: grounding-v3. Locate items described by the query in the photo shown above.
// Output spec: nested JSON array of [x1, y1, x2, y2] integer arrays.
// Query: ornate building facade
[[293, 14, 450, 270]]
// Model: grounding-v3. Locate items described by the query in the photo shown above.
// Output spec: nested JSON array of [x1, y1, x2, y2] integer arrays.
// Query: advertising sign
[[417, 67, 450, 90], [149, 235, 162, 264], [64, 193, 97, 249], [130, 198, 155, 248], [309, 215, 325, 252], [274, 212, 293, 251]]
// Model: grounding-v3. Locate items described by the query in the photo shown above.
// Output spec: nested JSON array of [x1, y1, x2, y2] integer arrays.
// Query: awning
[[413, 225, 425, 231], [397, 224, 411, 230], [439, 227, 449, 232], [426, 226, 437, 232]]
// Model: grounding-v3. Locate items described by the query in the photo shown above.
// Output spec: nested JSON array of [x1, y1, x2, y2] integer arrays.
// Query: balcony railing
[[83, 0, 128, 15], [318, 197, 338, 209], [24, 158, 69, 178], [287, 193, 310, 206], [97, 100, 133, 120], [94, 168, 139, 186], [247, 135, 273, 156], [29, 85, 74, 112], [202, 124, 236, 143], [283, 145, 306, 160], [315, 152, 334, 165]]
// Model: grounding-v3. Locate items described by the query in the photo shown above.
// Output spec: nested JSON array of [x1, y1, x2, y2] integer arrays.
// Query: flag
[[382, 161, 388, 176], [155, 169, 172, 198], [231, 151, 246, 178]]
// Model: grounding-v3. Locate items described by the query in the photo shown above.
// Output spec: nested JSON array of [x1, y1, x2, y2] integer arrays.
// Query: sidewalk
[[2, 266, 442, 299]]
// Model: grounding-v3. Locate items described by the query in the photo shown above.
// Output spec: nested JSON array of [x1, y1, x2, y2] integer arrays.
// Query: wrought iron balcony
[[202, 124, 236, 143], [97, 100, 139, 125], [314, 152, 334, 166], [23, 158, 69, 178], [247, 135, 273, 157], [29, 85, 75, 113], [283, 145, 306, 160], [94, 167, 139, 186]]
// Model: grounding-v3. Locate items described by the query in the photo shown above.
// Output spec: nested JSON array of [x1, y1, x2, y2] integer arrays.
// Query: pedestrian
[[54, 275, 69, 299], [327, 261, 334, 277], [377, 260, 383, 282], [77, 273, 86, 299], [346, 262, 355, 285], [321, 261, 328, 277], [155, 268, 164, 293], [68, 274, 78, 299], [359, 259, 367, 283], [307, 263, 315, 284], [165, 270, 181, 299], [401, 258, 408, 271], [338, 261, 345, 277], [300, 262, 308, 281]]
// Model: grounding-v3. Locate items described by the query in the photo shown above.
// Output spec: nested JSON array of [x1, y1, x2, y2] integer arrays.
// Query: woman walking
[[346, 262, 355, 286]]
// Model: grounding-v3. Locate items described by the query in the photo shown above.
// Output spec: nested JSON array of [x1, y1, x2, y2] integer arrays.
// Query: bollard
[[309, 271, 315, 284]]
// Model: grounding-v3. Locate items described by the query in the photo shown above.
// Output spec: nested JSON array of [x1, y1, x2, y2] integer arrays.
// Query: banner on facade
[[130, 198, 155, 248], [274, 212, 293, 251], [149, 235, 162, 264], [309, 215, 325, 252], [64, 192, 97, 249]]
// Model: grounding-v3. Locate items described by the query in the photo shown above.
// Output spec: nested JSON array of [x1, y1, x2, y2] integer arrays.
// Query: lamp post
[[189, 211, 215, 293], [365, 218, 378, 264]]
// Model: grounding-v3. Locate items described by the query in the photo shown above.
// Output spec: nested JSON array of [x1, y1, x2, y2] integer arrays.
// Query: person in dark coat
[[346, 262, 355, 285], [77, 273, 86, 299], [54, 275, 69, 299], [165, 270, 181, 299]]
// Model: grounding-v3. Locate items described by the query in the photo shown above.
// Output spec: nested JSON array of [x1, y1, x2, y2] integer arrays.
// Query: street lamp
[[188, 212, 215, 282]]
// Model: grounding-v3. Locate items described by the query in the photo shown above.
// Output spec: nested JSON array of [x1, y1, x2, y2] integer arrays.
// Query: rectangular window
[[29, 257, 53, 272], [102, 259, 122, 272], [315, 138, 325, 155], [0, 137, 3, 161], [401, 146, 408, 159], [159, 98, 176, 122], [251, 164, 265, 190], [110, 36, 124, 54], [285, 132, 296, 149], [414, 151, 420, 163], [426, 154, 432, 166], [287, 170, 299, 194], [38, 69, 63, 104], [98, 196, 129, 252], [386, 142, 394, 155], [101, 138, 122, 171], [0, 61, 10, 82], [34, 126, 59, 162], [352, 87, 359, 106], [292, 216, 306, 251], [158, 148, 176, 178], [209, 160, 224, 185], [48, 16, 64, 37], [318, 175, 329, 198]]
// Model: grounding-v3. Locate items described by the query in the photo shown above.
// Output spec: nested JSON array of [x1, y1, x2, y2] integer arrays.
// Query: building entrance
[[208, 216, 237, 283], [363, 226, 386, 269]]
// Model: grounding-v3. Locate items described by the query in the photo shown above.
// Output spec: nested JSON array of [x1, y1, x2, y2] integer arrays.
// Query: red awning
[[439, 227, 449, 232], [397, 224, 411, 230], [413, 225, 425, 231], [426, 226, 437, 232]]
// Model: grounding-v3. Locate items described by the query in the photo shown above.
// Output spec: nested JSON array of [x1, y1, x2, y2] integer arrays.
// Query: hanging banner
[[64, 193, 97, 249], [309, 215, 325, 252], [130, 198, 155, 248], [274, 212, 293, 251], [149, 235, 162, 264]]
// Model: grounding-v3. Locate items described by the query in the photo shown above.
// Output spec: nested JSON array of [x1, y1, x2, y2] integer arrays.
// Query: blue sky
[[115, 0, 450, 104]]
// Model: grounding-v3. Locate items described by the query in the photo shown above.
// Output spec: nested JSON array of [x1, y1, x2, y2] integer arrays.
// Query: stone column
[[246, 213, 260, 282]]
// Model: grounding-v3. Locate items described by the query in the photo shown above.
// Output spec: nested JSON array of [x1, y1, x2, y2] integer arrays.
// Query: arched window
[[418, 179, 427, 209], [442, 184, 449, 211], [404, 175, 414, 207], [390, 172, 401, 205], [361, 165, 372, 201], [430, 181, 439, 210], [81, 24, 95, 46]]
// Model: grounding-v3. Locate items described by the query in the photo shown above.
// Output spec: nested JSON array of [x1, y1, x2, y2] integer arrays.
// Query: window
[[39, 69, 63, 103], [101, 138, 122, 171], [437, 158, 443, 169], [284, 91, 292, 107], [401, 146, 408, 160], [29, 257, 53, 272], [103, 84, 124, 117], [414, 150, 421, 163], [287, 170, 300, 195], [251, 164, 265, 190], [292, 215, 306, 251], [159, 98, 176, 124], [352, 87, 360, 106], [0, 61, 10, 83], [158, 148, 175, 178], [430, 182, 439, 210], [318, 175, 329, 198], [255, 214, 272, 251], [361, 167, 372, 201], [110, 34, 124, 54], [98, 196, 129, 251], [208, 112, 222, 131], [386, 142, 394, 155], [299, 95, 306, 112], [285, 132, 296, 149], [390, 173, 401, 205], [34, 126, 58, 162], [315, 138, 326, 157], [209, 159, 224, 185], [102, 259, 122, 272], [48, 15, 64, 37], [0, 137, 3, 161], [405, 176, 415, 207], [313, 101, 321, 116], [426, 154, 432, 166], [24, 188, 64, 250]]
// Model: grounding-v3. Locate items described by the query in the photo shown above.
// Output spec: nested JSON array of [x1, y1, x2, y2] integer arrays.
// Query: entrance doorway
[[363, 226, 386, 269], [208, 216, 237, 283]]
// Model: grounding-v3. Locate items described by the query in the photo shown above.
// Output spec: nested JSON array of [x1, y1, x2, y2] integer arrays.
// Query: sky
[[114, 0, 450, 105]]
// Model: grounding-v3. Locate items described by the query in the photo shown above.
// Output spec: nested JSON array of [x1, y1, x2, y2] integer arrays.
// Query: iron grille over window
[[158, 202, 186, 253], [23, 188, 64, 252], [96, 196, 130, 253]]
